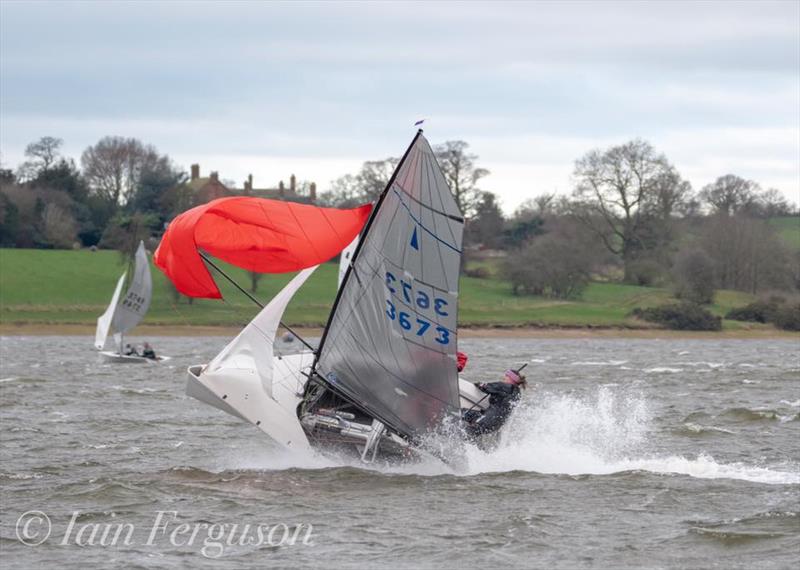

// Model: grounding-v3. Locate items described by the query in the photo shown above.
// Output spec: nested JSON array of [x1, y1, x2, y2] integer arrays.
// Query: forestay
[[314, 131, 465, 439], [203, 266, 318, 399]]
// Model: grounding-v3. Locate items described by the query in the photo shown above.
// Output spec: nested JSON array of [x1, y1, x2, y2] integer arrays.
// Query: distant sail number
[[384, 272, 450, 345]]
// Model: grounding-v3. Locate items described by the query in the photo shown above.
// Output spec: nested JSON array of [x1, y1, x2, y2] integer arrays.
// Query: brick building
[[186, 164, 232, 203], [241, 173, 317, 204], [180, 164, 317, 205]]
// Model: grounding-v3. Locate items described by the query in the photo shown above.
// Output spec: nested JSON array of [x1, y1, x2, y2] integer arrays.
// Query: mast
[[308, 128, 466, 440], [312, 129, 424, 371]]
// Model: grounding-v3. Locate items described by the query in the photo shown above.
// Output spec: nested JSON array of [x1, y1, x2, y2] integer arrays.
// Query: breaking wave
[[718, 407, 798, 423], [457, 387, 799, 484]]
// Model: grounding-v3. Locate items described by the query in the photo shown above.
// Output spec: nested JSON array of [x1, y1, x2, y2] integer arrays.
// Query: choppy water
[[1, 335, 799, 568]]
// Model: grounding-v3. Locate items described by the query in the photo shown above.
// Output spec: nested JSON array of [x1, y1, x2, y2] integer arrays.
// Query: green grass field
[[770, 216, 800, 250], [0, 248, 758, 329]]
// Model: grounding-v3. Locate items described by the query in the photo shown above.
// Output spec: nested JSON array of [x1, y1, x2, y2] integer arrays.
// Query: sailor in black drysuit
[[463, 369, 526, 438], [141, 342, 157, 360]]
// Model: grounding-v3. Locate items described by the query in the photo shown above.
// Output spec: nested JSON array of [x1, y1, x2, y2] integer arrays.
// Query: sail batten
[[314, 132, 464, 439]]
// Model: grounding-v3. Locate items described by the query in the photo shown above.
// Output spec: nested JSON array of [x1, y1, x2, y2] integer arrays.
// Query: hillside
[[0, 248, 766, 331]]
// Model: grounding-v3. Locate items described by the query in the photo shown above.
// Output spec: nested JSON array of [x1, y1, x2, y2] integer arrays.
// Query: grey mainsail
[[314, 131, 464, 439]]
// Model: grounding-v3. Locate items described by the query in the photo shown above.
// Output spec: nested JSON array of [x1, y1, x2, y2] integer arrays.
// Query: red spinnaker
[[154, 197, 371, 299]]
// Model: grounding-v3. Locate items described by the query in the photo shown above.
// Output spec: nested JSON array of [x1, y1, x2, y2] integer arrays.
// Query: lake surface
[[1, 335, 798, 568]]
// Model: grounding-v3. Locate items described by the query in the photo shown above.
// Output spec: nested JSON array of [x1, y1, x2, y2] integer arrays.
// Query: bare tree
[[699, 174, 759, 216], [571, 139, 675, 283], [700, 215, 793, 293], [326, 158, 399, 206], [433, 140, 489, 218], [17, 136, 63, 181], [320, 174, 360, 207], [672, 248, 715, 304], [533, 193, 558, 216], [82, 136, 166, 207], [359, 159, 399, 203], [755, 188, 795, 217], [503, 214, 607, 298], [504, 233, 592, 299], [0, 184, 78, 248], [512, 198, 537, 221], [645, 168, 693, 220], [41, 203, 78, 248]]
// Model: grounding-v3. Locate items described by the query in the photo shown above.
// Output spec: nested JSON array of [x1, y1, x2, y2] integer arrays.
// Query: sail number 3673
[[385, 272, 450, 345]]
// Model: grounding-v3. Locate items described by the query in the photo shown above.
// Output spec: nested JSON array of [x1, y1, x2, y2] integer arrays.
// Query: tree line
[[1, 134, 797, 304], [319, 138, 798, 302], [0, 136, 184, 252]]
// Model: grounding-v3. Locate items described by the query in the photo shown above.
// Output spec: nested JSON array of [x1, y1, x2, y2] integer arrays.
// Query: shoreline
[[1, 323, 796, 339]]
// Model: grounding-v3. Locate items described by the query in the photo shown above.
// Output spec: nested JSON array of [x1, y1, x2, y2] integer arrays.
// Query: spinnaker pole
[[198, 251, 316, 353]]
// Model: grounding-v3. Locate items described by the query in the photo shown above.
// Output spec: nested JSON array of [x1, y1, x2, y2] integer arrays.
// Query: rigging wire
[[198, 251, 316, 353]]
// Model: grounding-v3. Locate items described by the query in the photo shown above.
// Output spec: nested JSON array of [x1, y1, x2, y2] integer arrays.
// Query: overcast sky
[[1, 1, 798, 212]]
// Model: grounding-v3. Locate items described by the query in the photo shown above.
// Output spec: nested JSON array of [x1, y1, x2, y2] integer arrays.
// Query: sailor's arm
[[477, 382, 506, 395]]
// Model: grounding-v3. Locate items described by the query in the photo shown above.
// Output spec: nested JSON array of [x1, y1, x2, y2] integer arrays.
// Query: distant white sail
[[112, 241, 152, 336], [94, 240, 153, 351], [95, 273, 126, 350], [204, 266, 318, 399], [338, 236, 358, 288]]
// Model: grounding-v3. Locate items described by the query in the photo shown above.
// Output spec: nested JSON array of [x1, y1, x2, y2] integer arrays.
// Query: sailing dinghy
[[162, 131, 489, 462], [95, 241, 168, 363]]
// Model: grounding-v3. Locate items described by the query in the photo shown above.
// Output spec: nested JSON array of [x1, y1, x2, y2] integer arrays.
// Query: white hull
[[99, 351, 170, 364], [187, 353, 488, 459], [188, 352, 315, 451]]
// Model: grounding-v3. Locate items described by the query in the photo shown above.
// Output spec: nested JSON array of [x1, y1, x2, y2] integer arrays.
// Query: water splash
[[462, 386, 651, 476], [221, 386, 799, 485], [457, 386, 798, 485]]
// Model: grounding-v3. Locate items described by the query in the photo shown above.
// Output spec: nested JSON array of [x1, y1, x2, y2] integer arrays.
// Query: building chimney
[[310, 182, 317, 202], [290, 174, 296, 194], [244, 174, 253, 194], [278, 180, 285, 198], [191, 164, 200, 181], [210, 171, 219, 182]]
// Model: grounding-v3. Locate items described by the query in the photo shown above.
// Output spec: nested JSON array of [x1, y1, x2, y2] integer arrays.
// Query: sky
[[1, 0, 798, 213]]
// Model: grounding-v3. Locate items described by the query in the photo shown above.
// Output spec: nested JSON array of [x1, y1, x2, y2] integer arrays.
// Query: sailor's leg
[[471, 407, 505, 435]]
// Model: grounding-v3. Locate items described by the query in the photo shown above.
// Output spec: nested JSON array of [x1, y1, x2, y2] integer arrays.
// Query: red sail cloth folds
[[154, 197, 372, 299]]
